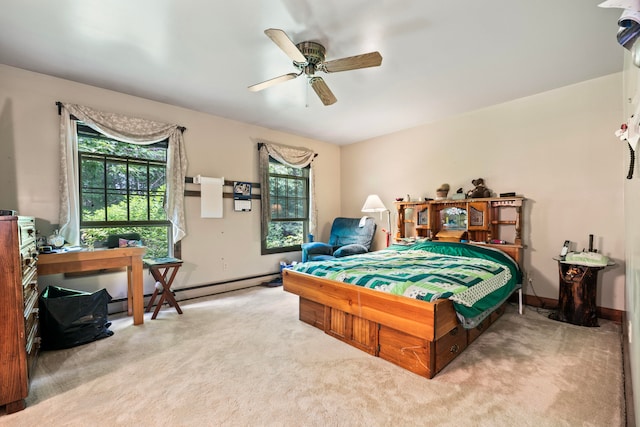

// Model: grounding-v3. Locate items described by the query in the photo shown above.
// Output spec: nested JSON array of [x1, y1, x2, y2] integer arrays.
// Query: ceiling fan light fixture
[[249, 28, 382, 106], [295, 41, 326, 65]]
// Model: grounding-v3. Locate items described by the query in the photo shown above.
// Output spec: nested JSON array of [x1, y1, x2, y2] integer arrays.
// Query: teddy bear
[[466, 178, 492, 198]]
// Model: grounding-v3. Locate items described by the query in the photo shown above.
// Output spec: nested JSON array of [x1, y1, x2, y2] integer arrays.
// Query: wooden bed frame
[[282, 243, 521, 379]]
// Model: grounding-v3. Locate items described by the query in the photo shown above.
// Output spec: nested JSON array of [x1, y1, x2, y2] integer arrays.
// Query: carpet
[[1, 286, 624, 426]]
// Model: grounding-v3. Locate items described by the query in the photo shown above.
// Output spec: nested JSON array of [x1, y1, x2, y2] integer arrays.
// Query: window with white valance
[[57, 103, 188, 249], [259, 142, 317, 254]]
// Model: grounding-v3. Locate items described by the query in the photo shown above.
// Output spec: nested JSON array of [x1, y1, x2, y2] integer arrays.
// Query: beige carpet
[[2, 286, 625, 426]]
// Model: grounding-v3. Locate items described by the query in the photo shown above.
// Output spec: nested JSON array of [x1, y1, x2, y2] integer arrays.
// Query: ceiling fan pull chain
[[305, 78, 310, 108]]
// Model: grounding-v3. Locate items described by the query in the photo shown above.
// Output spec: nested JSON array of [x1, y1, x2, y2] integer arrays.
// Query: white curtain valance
[[64, 104, 181, 144], [58, 103, 188, 245], [261, 142, 316, 168]]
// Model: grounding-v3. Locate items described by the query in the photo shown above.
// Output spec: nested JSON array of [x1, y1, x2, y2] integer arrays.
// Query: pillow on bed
[[333, 244, 368, 258]]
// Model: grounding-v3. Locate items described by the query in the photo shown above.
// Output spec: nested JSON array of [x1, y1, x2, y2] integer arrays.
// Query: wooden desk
[[37, 247, 146, 325]]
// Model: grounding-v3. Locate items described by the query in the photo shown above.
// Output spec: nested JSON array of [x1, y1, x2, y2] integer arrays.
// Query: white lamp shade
[[361, 194, 388, 212]]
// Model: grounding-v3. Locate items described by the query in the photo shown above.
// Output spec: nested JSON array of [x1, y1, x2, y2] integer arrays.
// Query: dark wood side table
[[144, 259, 183, 320], [549, 259, 609, 327]]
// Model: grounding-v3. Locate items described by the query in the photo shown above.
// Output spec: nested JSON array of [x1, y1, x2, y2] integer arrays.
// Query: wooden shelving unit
[[394, 196, 525, 263]]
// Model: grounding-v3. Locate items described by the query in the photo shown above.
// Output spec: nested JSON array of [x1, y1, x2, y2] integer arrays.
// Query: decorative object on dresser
[[436, 183, 450, 199], [466, 178, 492, 198], [451, 187, 466, 200], [47, 229, 65, 248], [0, 216, 40, 414]]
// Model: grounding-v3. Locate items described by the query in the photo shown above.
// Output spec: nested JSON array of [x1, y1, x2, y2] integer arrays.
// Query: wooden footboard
[[283, 269, 506, 379]]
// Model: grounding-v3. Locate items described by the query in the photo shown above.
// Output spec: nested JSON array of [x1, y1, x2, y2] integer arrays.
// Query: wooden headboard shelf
[[395, 196, 525, 265]]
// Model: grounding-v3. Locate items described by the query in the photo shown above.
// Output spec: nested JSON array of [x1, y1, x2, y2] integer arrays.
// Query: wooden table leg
[[127, 266, 133, 317], [131, 255, 144, 325], [146, 287, 160, 313], [5, 398, 26, 414], [148, 264, 183, 319]]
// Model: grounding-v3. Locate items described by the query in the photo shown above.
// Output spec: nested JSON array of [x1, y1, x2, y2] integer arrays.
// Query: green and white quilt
[[291, 241, 522, 328]]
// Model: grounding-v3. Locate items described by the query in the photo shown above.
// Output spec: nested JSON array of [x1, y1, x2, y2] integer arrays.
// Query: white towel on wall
[[200, 176, 224, 218]]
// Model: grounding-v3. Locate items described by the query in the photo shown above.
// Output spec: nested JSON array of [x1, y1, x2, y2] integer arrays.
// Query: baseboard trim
[[172, 271, 280, 295], [520, 294, 623, 323], [107, 271, 281, 314], [623, 311, 636, 427]]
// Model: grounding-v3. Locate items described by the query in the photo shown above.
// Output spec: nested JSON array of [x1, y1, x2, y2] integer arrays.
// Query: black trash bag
[[39, 286, 114, 350]]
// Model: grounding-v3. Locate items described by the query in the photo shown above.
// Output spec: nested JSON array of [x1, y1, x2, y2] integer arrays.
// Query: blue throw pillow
[[333, 244, 368, 258]]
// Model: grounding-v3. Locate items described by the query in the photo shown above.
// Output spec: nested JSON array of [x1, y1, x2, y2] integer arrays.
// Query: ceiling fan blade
[[248, 73, 299, 92], [264, 28, 307, 63], [310, 77, 337, 106], [322, 51, 382, 73]]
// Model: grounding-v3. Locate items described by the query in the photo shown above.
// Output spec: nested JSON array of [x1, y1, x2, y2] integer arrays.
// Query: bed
[[282, 241, 522, 378]]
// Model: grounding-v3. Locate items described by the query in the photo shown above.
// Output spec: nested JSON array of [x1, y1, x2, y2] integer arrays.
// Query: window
[[77, 124, 171, 258], [262, 158, 309, 254]]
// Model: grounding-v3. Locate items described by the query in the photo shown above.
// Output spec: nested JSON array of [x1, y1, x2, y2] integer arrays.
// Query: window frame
[[261, 157, 310, 255], [76, 124, 173, 256]]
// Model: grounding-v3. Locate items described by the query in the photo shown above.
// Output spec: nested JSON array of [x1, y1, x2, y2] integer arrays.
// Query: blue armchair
[[301, 217, 377, 262]]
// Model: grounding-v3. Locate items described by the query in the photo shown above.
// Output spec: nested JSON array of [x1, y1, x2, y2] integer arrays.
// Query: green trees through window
[[77, 125, 171, 258], [263, 159, 309, 254]]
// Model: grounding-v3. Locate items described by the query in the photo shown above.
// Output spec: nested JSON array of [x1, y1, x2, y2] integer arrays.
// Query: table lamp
[[361, 194, 391, 247]]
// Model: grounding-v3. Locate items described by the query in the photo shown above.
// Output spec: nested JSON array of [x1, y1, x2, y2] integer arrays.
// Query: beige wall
[[622, 52, 640, 421], [0, 64, 342, 302], [341, 73, 626, 311]]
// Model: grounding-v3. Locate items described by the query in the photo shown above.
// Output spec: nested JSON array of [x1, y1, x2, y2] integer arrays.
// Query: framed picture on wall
[[233, 181, 252, 212]]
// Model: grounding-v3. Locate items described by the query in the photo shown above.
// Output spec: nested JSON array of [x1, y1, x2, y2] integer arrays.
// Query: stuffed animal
[[466, 178, 492, 198]]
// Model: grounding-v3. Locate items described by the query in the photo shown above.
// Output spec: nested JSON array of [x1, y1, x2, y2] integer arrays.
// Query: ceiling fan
[[248, 28, 383, 106]]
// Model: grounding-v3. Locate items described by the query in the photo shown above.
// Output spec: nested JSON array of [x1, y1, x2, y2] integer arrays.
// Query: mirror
[[440, 207, 467, 230], [404, 207, 415, 237], [417, 208, 429, 226]]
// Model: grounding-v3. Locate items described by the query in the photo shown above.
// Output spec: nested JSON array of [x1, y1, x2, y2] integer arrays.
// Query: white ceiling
[[0, 1, 624, 145]]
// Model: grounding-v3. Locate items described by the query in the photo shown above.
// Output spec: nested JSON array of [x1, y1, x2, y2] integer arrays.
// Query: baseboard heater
[[109, 271, 280, 306]]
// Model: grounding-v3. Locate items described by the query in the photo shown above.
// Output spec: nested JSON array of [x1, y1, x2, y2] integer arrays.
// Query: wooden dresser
[[0, 216, 40, 414]]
